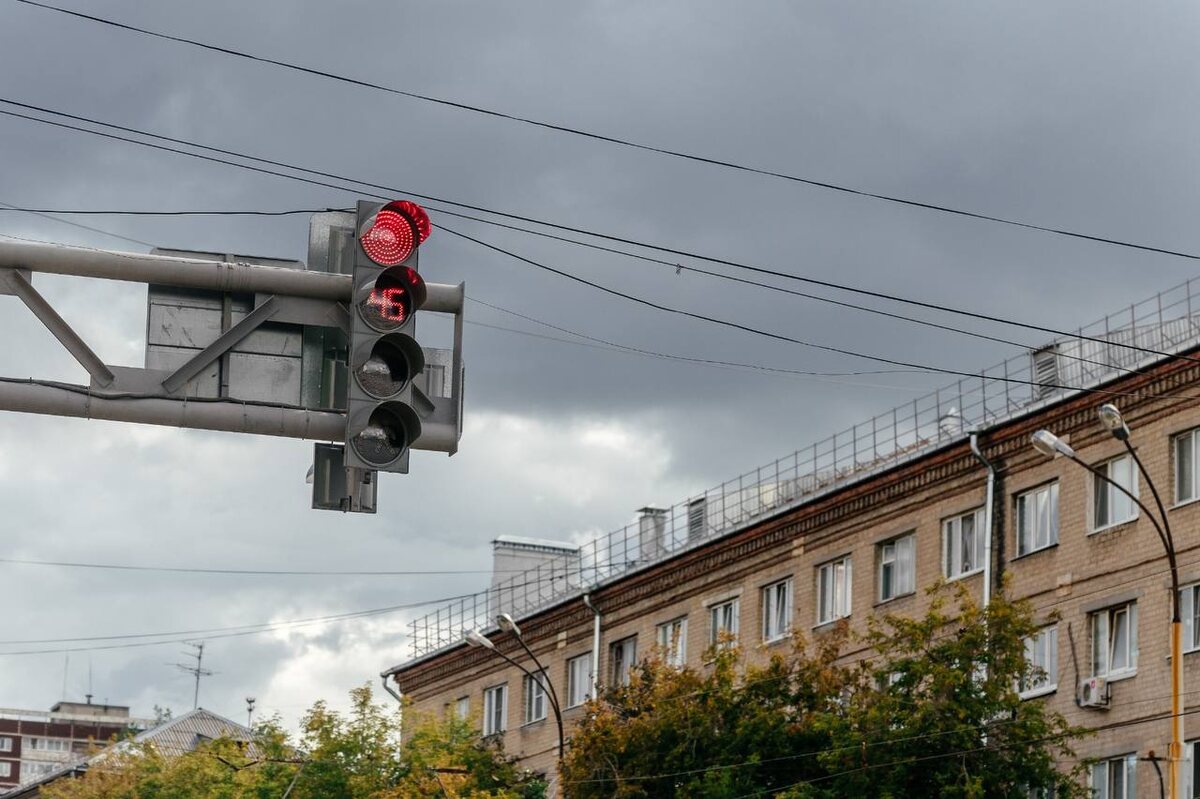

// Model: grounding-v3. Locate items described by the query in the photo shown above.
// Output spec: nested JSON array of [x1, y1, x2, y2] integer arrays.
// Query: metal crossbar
[[404, 277, 1200, 661]]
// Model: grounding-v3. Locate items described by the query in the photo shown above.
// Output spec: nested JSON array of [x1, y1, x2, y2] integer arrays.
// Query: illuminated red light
[[359, 201, 432, 266]]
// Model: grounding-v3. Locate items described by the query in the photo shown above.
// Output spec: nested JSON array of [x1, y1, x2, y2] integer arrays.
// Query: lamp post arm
[[489, 644, 567, 770], [512, 634, 564, 725], [1122, 441, 1180, 615], [1068, 454, 1172, 570]]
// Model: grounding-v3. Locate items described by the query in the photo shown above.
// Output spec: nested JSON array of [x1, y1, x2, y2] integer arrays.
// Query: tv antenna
[[171, 642, 215, 709]]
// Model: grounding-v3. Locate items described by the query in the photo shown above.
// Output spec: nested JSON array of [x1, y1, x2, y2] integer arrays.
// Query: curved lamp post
[[1032, 406, 1183, 799], [464, 621, 566, 781]]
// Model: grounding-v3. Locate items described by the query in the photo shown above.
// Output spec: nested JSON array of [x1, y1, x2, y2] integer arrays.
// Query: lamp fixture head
[[1031, 429, 1077, 459], [497, 613, 521, 637], [464, 629, 494, 650], [1097, 404, 1131, 441]]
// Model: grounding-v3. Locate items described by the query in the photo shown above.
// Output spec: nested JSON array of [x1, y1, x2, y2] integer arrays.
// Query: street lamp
[[1032, 408, 1183, 799], [464, 622, 566, 784]]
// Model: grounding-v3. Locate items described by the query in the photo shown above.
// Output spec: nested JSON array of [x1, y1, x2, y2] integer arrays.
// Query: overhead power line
[[0, 555, 522, 577], [439, 224, 1194, 404], [0, 96, 1192, 373], [0, 576, 564, 652], [12, 0, 1200, 263]]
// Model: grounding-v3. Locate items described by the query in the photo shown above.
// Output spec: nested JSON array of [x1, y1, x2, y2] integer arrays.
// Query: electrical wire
[[0, 97, 1195, 371], [0, 555, 534, 577], [12, 0, 1200, 264], [0, 199, 155, 248], [0, 575, 565, 650], [439, 223, 1200, 403]]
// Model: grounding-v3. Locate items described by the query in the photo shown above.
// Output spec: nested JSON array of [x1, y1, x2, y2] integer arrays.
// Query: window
[[1016, 483, 1059, 556], [482, 684, 507, 736], [656, 617, 688, 667], [1094, 454, 1137, 530], [23, 762, 58, 780], [609, 636, 637, 686], [0, 737, 10, 752], [1019, 626, 1058, 697], [454, 696, 470, 720], [762, 579, 793, 642], [1090, 754, 1136, 799], [817, 556, 852, 625], [1181, 583, 1200, 653], [523, 672, 547, 724], [1091, 602, 1138, 678], [942, 508, 985, 579], [25, 738, 69, 753], [1023, 783, 1056, 799], [1177, 428, 1200, 504], [0, 762, 10, 779], [709, 598, 739, 648], [878, 535, 914, 601], [567, 653, 592, 708], [1182, 739, 1200, 798]]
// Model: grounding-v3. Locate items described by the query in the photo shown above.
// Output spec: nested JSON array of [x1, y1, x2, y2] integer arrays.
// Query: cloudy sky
[[0, 1, 1196, 729]]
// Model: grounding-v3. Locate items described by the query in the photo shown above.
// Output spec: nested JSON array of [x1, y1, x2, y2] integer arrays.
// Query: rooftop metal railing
[[404, 277, 1200, 661]]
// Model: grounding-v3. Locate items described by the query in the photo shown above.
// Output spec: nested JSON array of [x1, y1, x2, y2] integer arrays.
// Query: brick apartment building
[[0, 701, 152, 790], [384, 279, 1200, 797]]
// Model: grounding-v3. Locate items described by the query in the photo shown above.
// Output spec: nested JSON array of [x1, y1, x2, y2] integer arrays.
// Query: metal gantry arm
[[0, 238, 463, 446], [1, 268, 114, 387]]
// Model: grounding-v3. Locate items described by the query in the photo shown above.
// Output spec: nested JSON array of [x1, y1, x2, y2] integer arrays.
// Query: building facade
[[385, 281, 1200, 797], [0, 702, 152, 791]]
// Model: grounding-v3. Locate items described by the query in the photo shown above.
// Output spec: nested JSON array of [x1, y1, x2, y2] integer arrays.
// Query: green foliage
[[44, 685, 546, 799], [561, 585, 1089, 799]]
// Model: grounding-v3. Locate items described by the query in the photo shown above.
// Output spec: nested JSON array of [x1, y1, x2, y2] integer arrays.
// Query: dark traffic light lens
[[356, 339, 413, 399], [351, 406, 410, 468]]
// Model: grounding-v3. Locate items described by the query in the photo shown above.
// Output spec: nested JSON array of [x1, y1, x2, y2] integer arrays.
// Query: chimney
[[638, 507, 667, 561]]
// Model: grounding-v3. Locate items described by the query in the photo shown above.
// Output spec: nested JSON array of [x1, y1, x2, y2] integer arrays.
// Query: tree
[[561, 585, 1088, 799], [43, 685, 546, 799]]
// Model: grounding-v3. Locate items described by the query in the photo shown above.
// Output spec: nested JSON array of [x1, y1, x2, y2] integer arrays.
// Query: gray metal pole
[[0, 379, 344, 440], [0, 240, 464, 313]]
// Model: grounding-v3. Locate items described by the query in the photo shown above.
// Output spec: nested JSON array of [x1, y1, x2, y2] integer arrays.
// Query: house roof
[[0, 709, 253, 798]]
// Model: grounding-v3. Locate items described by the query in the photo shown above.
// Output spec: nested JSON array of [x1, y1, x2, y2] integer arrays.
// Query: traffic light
[[344, 200, 433, 472]]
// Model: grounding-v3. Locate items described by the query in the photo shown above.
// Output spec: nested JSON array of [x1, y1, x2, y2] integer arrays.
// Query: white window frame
[[942, 508, 985, 579], [1090, 753, 1136, 799], [523, 672, 547, 725], [817, 556, 852, 626], [1176, 427, 1200, 506], [482, 684, 507, 736], [454, 696, 470, 721], [0, 737, 10, 753], [1016, 482, 1059, 556], [1180, 583, 1200, 652], [0, 761, 10, 779], [566, 653, 592, 708], [761, 578, 793, 642], [1019, 625, 1058, 698], [709, 597, 739, 648], [1090, 602, 1138, 680], [1184, 739, 1200, 799], [609, 636, 637, 686], [878, 534, 914, 602], [656, 617, 688, 667], [1092, 454, 1138, 532], [1183, 583, 1200, 654]]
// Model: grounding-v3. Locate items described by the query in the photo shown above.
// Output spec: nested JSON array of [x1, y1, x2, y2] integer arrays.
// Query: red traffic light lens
[[359, 201, 431, 266]]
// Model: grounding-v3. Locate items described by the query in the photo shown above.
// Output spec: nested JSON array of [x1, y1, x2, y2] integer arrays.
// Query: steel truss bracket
[[0, 267, 115, 387]]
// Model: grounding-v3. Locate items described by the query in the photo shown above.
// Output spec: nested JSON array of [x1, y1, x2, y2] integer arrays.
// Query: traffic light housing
[[344, 200, 433, 472]]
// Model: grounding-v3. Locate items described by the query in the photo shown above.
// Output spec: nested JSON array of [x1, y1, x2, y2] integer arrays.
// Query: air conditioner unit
[[1079, 676, 1110, 708]]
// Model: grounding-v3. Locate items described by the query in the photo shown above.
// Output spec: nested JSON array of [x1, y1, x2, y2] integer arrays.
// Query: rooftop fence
[[405, 277, 1200, 661]]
